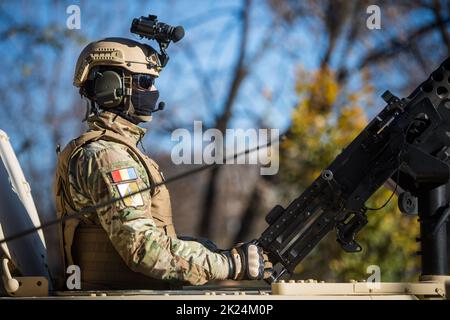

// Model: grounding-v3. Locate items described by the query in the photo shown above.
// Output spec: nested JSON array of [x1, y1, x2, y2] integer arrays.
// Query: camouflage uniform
[[55, 111, 229, 286]]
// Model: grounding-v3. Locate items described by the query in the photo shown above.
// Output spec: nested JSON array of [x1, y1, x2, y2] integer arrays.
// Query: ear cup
[[94, 70, 123, 108]]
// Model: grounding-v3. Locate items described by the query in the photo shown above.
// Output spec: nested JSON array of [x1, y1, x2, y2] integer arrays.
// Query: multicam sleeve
[[71, 143, 230, 285]]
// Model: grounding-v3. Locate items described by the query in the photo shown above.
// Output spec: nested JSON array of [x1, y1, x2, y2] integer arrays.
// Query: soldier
[[54, 37, 272, 290]]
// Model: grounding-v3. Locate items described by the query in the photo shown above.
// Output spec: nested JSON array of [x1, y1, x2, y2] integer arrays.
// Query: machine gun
[[258, 57, 450, 283]]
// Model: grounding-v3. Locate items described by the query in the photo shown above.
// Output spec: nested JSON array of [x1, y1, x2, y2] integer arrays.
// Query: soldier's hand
[[224, 241, 273, 280]]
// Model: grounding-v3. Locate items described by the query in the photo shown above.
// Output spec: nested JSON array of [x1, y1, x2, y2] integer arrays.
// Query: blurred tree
[[259, 0, 450, 281], [197, 0, 280, 240], [209, 0, 450, 254], [278, 67, 420, 282], [268, 0, 450, 90]]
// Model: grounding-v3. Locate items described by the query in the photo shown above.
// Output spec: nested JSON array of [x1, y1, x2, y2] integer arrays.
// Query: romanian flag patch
[[116, 182, 144, 207], [111, 167, 138, 182], [110, 167, 143, 207]]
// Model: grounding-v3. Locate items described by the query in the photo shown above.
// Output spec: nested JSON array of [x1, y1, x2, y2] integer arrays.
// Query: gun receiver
[[258, 57, 450, 282]]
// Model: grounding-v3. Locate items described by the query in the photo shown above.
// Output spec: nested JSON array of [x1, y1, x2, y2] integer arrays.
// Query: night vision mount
[[130, 14, 185, 68]]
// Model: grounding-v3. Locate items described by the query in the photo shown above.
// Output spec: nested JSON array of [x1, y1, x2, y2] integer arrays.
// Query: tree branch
[[356, 18, 450, 71], [431, 0, 450, 53], [198, 0, 252, 238]]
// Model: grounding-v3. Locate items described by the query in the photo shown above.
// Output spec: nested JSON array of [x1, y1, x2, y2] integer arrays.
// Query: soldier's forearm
[[111, 218, 230, 285]]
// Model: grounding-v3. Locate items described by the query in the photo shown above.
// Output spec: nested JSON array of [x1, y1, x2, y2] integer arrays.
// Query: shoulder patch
[[110, 167, 138, 182], [108, 167, 144, 207], [116, 182, 144, 207]]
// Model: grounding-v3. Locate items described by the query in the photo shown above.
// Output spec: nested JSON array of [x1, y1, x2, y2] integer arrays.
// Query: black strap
[[221, 251, 234, 279]]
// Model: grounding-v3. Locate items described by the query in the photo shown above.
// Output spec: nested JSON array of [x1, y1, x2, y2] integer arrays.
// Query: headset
[[83, 67, 132, 109]]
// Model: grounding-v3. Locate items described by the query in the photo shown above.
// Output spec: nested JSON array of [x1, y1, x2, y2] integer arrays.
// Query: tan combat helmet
[[73, 37, 161, 88], [73, 37, 162, 121]]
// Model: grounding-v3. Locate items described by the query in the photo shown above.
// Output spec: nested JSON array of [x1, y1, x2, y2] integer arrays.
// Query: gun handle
[[264, 264, 289, 284]]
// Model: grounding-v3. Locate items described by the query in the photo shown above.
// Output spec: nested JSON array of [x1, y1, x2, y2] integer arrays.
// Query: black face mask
[[131, 88, 160, 116]]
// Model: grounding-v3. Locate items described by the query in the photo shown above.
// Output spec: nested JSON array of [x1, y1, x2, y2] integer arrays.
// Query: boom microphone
[[154, 101, 165, 113]]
